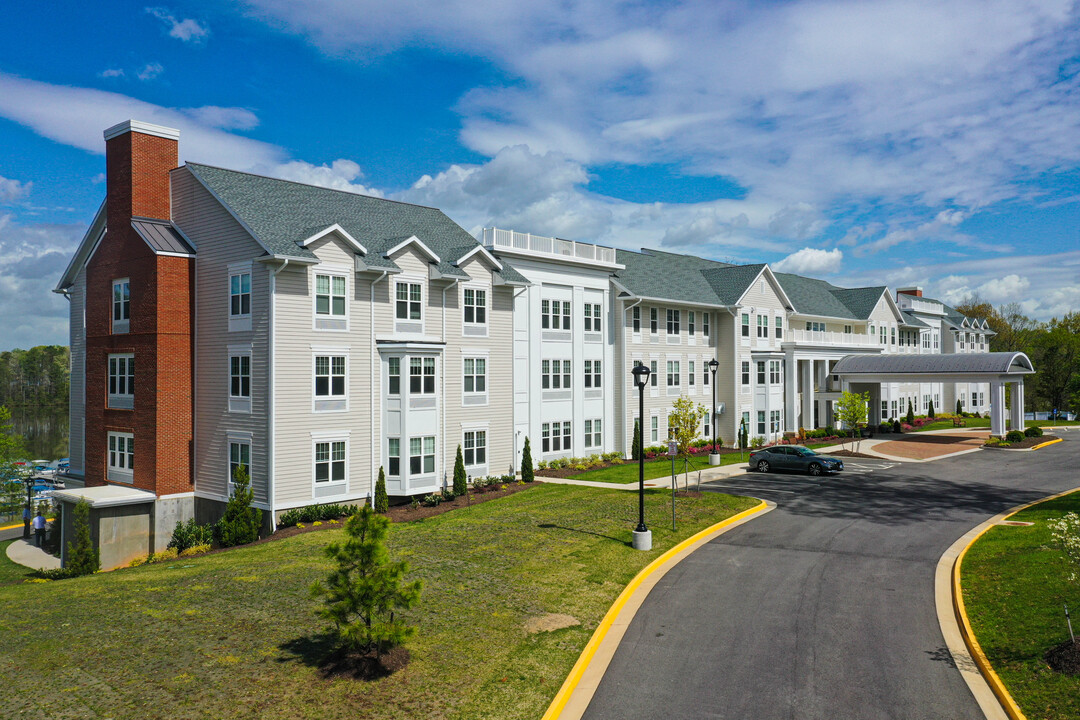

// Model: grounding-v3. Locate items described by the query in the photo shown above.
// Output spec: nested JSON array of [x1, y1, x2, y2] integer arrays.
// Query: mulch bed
[[828, 449, 881, 459], [319, 646, 411, 681], [535, 449, 746, 479], [985, 434, 1058, 450], [1046, 638, 1080, 676]]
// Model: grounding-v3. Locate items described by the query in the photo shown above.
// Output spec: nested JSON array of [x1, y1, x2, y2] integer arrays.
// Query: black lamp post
[[631, 362, 651, 550], [708, 358, 719, 463], [22, 472, 33, 539]]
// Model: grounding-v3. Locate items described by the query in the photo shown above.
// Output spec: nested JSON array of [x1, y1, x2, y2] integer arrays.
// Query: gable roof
[[184, 163, 513, 281], [773, 273, 892, 321], [612, 248, 777, 307]]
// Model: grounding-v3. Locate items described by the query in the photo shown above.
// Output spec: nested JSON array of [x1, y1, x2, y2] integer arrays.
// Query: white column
[[1010, 381, 1024, 431], [990, 381, 1006, 436], [784, 353, 797, 432], [801, 359, 815, 430]]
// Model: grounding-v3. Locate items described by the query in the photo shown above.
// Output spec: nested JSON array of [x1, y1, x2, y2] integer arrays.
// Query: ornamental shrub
[[66, 499, 99, 577], [632, 419, 641, 460], [956, 399, 963, 415], [374, 466, 389, 513], [215, 463, 261, 548], [927, 399, 935, 419], [168, 517, 214, 553], [453, 444, 467, 496], [1005, 430, 1025, 443], [906, 400, 915, 426], [521, 437, 534, 482], [879, 423, 892, 434], [893, 419, 902, 433], [1024, 426, 1043, 438]]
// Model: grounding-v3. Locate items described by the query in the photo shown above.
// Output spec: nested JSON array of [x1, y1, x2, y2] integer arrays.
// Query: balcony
[[482, 227, 622, 268], [897, 296, 945, 315], [789, 329, 876, 347]]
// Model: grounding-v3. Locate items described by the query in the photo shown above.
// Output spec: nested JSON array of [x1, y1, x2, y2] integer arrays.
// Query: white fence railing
[[482, 227, 617, 265], [790, 329, 876, 346]]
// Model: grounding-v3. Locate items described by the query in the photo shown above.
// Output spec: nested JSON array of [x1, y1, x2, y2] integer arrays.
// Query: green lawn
[[910, 418, 1080, 433], [962, 490, 1080, 720], [0, 483, 757, 720], [0, 539, 36, 587], [565, 453, 750, 484]]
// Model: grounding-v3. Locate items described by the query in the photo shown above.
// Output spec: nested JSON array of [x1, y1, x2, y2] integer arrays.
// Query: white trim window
[[388, 438, 401, 476], [107, 431, 134, 482], [464, 430, 486, 466], [230, 271, 251, 318], [650, 307, 659, 334], [880, 326, 887, 345], [396, 282, 423, 321], [774, 316, 783, 339], [388, 357, 401, 395], [314, 440, 346, 484], [229, 352, 252, 413], [650, 360, 658, 387], [666, 309, 681, 335], [584, 303, 602, 332], [632, 306, 641, 333], [769, 360, 781, 385], [741, 313, 750, 337], [757, 411, 766, 435], [542, 299, 571, 330], [229, 441, 250, 485], [667, 360, 680, 387], [107, 354, 134, 409], [584, 419, 602, 449], [541, 421, 572, 453], [584, 360, 602, 388], [806, 321, 825, 332], [315, 355, 346, 397], [542, 359, 572, 389], [757, 361, 766, 385], [881, 400, 889, 419], [688, 311, 696, 338], [703, 312, 710, 339], [410, 357, 436, 394], [464, 288, 486, 326], [757, 315, 768, 338], [703, 363, 710, 386], [742, 361, 750, 387], [410, 436, 436, 475], [464, 358, 487, 393], [112, 279, 130, 334], [315, 273, 346, 317], [651, 416, 658, 443], [770, 410, 781, 433], [689, 360, 696, 387]]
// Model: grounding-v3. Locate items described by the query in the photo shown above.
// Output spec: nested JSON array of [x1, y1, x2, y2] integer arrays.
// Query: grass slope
[[910, 418, 1080, 433], [962, 490, 1080, 720], [565, 454, 748, 484], [0, 484, 756, 720]]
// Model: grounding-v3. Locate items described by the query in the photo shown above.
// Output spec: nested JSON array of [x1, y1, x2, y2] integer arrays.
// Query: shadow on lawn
[[538, 522, 627, 546], [278, 633, 409, 680]]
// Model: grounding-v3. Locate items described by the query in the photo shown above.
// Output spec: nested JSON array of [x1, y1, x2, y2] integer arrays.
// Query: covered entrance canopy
[[831, 352, 1035, 436]]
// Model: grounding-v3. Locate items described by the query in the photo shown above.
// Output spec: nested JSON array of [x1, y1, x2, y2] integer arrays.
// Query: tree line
[[955, 299, 1079, 414], [0, 346, 69, 408]]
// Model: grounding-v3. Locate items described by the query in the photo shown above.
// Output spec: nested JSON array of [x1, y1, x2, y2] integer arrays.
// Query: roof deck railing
[[482, 227, 619, 266], [790, 329, 876, 347]]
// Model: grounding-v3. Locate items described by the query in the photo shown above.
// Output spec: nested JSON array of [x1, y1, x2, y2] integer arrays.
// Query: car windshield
[[794, 447, 818, 457]]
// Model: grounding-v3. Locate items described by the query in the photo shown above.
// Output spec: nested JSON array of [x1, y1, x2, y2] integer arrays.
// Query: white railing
[[482, 227, 618, 266], [790, 329, 876, 346], [897, 297, 944, 315]]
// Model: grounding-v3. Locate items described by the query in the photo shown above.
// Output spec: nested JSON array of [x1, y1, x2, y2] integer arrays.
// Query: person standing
[[22, 505, 31, 539], [32, 511, 46, 548]]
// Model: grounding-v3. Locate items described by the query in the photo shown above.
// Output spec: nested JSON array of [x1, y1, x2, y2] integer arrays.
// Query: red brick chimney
[[105, 120, 178, 226], [897, 286, 923, 298]]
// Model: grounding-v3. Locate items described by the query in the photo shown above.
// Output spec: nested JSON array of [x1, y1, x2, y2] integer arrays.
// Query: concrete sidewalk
[[6, 538, 61, 571]]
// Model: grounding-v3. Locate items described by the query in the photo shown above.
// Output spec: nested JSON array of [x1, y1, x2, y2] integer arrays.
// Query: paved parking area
[[707, 459, 898, 495]]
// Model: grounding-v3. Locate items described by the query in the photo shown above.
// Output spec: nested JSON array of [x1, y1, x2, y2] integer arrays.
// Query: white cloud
[[136, 62, 164, 81], [145, 7, 210, 43], [0, 175, 31, 204], [99, 68, 125, 79], [182, 106, 260, 131], [976, 273, 1031, 302], [772, 247, 843, 275], [274, 159, 383, 196]]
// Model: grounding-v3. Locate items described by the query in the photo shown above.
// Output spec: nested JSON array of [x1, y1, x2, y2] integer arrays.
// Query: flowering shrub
[[1050, 512, 1080, 582], [902, 423, 913, 432]]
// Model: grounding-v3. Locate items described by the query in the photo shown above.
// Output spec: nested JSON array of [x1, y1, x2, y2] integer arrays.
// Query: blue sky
[[1, 0, 1080, 351]]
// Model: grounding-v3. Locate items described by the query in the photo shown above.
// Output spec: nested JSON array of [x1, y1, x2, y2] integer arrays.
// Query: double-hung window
[[757, 315, 768, 338], [650, 360, 658, 386], [769, 360, 781, 384], [315, 274, 346, 317], [741, 313, 750, 337], [770, 410, 781, 433], [880, 326, 887, 345], [651, 416, 658, 442], [463, 288, 486, 326], [688, 312, 696, 337], [584, 360, 602, 388], [667, 309, 680, 335], [396, 282, 422, 320], [584, 419, 602, 448], [703, 312, 710, 339], [229, 441, 250, 484], [230, 355, 250, 398], [650, 308, 658, 334], [584, 303, 602, 332], [112, 279, 130, 334], [107, 354, 135, 409], [230, 272, 251, 318], [388, 438, 401, 476], [541, 421, 572, 453], [845, 324, 853, 335], [410, 357, 436, 394], [543, 360, 571, 390], [542, 300, 571, 330], [689, 360, 696, 387], [314, 441, 345, 484], [757, 411, 766, 435], [388, 357, 401, 395], [757, 361, 766, 385], [891, 327, 897, 345], [409, 436, 436, 475], [742, 361, 750, 386], [775, 316, 783, 339], [703, 363, 710, 386], [667, 360, 680, 387], [632, 306, 641, 333], [107, 432, 134, 482], [315, 356, 346, 397], [464, 430, 486, 466], [464, 358, 486, 393]]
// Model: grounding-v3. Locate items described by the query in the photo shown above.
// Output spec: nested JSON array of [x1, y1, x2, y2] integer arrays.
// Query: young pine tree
[[927, 399, 935, 419], [956, 398, 963, 415], [520, 437, 534, 483], [311, 507, 422, 657], [374, 466, 389, 513], [66, 499, 99, 576], [631, 419, 641, 460], [906, 400, 915, 425], [216, 463, 261, 547], [453, 444, 467, 497]]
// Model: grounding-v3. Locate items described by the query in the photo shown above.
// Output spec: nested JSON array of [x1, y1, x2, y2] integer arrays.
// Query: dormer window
[[112, 279, 130, 334]]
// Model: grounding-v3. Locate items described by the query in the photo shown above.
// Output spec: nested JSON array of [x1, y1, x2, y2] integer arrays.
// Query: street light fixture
[[708, 358, 720, 465], [631, 362, 652, 551]]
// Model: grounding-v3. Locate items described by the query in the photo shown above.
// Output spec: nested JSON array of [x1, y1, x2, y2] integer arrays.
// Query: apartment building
[[57, 120, 1001, 568]]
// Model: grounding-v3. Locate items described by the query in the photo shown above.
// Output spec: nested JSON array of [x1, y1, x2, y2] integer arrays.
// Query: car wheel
[[808, 463, 822, 476], [757, 460, 770, 473]]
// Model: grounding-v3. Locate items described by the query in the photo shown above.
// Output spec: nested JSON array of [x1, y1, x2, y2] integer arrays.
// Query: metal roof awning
[[832, 351, 1035, 384], [52, 485, 158, 508]]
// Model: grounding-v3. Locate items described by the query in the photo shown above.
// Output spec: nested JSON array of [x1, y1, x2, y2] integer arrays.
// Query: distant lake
[[9, 406, 69, 461]]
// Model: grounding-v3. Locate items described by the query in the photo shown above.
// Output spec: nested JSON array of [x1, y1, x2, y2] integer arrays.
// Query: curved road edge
[[541, 499, 775, 720], [935, 485, 1080, 720]]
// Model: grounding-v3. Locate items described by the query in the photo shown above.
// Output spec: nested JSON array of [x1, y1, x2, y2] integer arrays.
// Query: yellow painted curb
[[952, 485, 1080, 720], [541, 499, 770, 720], [1031, 437, 1063, 451], [0, 518, 54, 532]]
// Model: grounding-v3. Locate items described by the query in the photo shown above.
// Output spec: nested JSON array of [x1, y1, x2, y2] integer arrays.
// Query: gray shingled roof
[[774, 273, 887, 320], [186, 163, 502, 281], [131, 217, 195, 255], [613, 248, 761, 306], [900, 310, 930, 328], [833, 351, 1034, 375]]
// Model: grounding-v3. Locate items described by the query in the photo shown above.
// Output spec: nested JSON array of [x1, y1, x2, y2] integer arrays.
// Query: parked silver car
[[749, 445, 844, 475]]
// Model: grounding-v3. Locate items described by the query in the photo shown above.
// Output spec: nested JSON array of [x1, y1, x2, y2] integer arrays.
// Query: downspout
[[370, 270, 389, 503], [268, 258, 289, 530], [441, 277, 460, 490]]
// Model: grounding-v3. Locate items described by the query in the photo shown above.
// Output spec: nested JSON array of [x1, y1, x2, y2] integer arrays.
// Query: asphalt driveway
[[582, 433, 1078, 720]]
